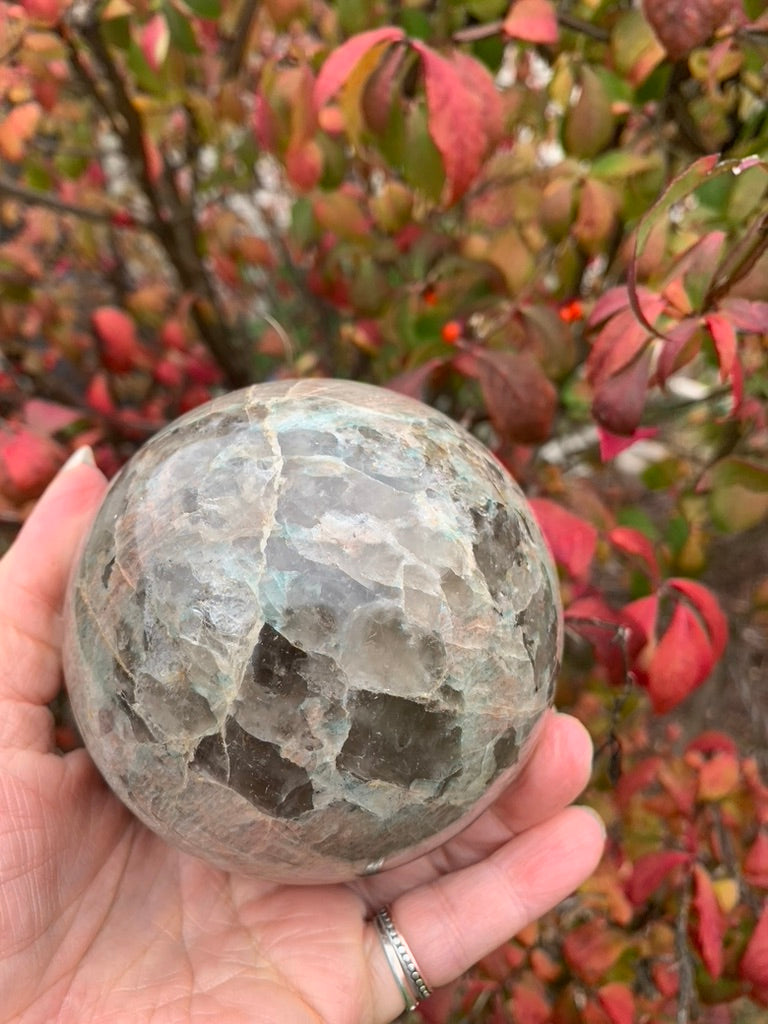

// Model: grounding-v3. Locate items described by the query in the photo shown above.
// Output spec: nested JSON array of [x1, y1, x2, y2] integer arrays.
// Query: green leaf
[[591, 151, 661, 181], [709, 458, 768, 533], [100, 13, 132, 49], [162, 1, 200, 54], [179, 0, 221, 19], [402, 104, 444, 204], [126, 40, 166, 94]]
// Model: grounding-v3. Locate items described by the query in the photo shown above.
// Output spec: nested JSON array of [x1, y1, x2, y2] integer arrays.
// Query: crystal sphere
[[64, 380, 562, 883]]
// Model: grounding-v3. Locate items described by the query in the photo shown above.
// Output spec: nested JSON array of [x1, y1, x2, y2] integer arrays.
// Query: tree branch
[[64, 9, 253, 386]]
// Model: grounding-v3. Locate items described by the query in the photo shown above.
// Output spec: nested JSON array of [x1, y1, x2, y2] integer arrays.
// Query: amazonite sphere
[[63, 380, 562, 883]]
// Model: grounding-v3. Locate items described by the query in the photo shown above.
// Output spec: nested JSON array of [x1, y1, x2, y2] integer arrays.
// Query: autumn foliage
[[1, 0, 768, 1020]]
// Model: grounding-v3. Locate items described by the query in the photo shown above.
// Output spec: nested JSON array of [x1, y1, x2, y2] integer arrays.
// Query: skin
[[0, 454, 605, 1024]]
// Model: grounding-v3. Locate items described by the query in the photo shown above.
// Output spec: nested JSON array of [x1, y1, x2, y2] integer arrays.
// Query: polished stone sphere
[[63, 380, 562, 883]]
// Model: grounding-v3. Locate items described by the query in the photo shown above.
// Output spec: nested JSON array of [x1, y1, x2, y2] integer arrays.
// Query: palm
[[0, 459, 604, 1024]]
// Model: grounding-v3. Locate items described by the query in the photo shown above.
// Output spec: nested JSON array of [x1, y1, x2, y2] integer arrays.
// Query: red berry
[[441, 320, 462, 345]]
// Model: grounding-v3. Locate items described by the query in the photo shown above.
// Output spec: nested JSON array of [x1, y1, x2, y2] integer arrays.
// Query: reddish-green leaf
[[564, 66, 615, 160], [503, 0, 559, 44], [587, 304, 662, 387], [139, 13, 170, 73], [314, 27, 405, 109], [627, 850, 691, 904], [697, 751, 740, 801], [461, 349, 556, 444], [692, 864, 726, 979], [529, 499, 597, 581], [643, 0, 745, 60], [591, 347, 652, 436]]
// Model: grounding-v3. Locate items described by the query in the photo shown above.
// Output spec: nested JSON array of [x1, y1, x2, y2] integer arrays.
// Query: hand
[[0, 451, 604, 1024]]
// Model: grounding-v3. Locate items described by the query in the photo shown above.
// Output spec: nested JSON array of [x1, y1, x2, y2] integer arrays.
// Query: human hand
[[0, 451, 604, 1024]]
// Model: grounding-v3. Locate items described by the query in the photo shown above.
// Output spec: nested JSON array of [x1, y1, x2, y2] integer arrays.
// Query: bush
[[1, 0, 767, 1019]]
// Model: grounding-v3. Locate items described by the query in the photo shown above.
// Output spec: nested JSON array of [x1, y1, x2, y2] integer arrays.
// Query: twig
[[675, 878, 696, 1024], [452, 12, 609, 44], [64, 10, 252, 386], [223, 0, 260, 80], [0, 173, 146, 227]]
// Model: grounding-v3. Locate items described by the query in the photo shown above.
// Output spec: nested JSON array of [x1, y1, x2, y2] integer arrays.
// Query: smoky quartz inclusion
[[63, 380, 562, 882]]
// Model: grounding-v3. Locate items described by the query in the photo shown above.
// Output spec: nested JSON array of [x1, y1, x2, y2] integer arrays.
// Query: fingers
[[360, 711, 594, 906], [0, 449, 107, 707], [367, 804, 605, 1023]]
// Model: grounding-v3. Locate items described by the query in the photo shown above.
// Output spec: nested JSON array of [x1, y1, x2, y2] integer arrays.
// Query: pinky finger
[[365, 805, 605, 1024]]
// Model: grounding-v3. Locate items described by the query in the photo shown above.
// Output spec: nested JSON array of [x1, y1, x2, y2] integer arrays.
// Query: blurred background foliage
[[1, 0, 768, 1020]]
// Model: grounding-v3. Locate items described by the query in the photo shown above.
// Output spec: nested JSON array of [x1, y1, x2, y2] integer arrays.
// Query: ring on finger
[[373, 906, 432, 1012]]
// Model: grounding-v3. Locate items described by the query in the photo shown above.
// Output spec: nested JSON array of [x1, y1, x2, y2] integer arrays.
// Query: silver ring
[[373, 907, 432, 1012]]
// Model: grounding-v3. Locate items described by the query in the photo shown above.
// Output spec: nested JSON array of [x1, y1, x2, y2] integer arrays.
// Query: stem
[[223, 0, 260, 80], [452, 13, 609, 44], [0, 173, 142, 226], [675, 878, 696, 1024]]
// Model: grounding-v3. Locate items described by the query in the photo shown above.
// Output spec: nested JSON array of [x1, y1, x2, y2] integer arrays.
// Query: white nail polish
[[61, 446, 96, 472]]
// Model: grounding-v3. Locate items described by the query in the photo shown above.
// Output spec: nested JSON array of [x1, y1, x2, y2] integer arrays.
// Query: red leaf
[[609, 526, 660, 583], [597, 982, 635, 1024], [449, 50, 504, 150], [565, 594, 642, 684], [387, 357, 447, 400], [509, 978, 551, 1024], [139, 13, 170, 73], [587, 306, 659, 387], [589, 286, 631, 328], [656, 318, 701, 385], [697, 751, 740, 801], [503, 0, 559, 44], [461, 349, 556, 444], [744, 831, 768, 888], [668, 578, 728, 661], [647, 602, 714, 713], [314, 27, 405, 108], [720, 298, 768, 333], [414, 43, 488, 203], [562, 920, 625, 985], [0, 425, 65, 499], [627, 850, 691, 905], [705, 312, 738, 381], [591, 347, 652, 436], [692, 864, 725, 979], [23, 399, 81, 435], [687, 731, 738, 758], [598, 426, 659, 462], [85, 372, 116, 416], [529, 499, 597, 581], [92, 306, 142, 374], [742, 904, 768, 1000]]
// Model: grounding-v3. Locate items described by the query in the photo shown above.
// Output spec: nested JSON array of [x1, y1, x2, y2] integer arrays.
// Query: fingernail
[[61, 445, 96, 472], [577, 805, 607, 839]]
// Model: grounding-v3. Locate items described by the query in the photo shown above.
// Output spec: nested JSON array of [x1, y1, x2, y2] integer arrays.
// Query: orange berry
[[441, 320, 462, 344]]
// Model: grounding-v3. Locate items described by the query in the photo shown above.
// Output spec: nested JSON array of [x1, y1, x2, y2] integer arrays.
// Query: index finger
[[0, 449, 107, 706]]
